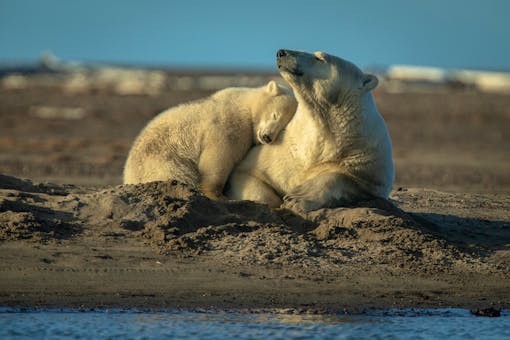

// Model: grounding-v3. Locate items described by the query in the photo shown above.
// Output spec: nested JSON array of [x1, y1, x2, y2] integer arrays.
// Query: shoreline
[[2, 258, 508, 312], [1, 264, 508, 313]]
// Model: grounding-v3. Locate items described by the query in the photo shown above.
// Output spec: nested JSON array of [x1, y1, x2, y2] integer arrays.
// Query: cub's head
[[252, 81, 297, 144], [276, 49, 378, 109]]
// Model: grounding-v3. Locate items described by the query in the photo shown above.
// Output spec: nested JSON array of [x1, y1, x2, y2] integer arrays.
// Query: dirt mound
[[0, 177, 81, 242], [139, 195, 482, 273], [0, 175, 507, 275], [309, 205, 475, 273]]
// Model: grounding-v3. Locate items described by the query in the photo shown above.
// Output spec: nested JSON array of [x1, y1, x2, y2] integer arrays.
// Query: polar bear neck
[[284, 96, 335, 163], [292, 90, 375, 139], [286, 90, 385, 164], [328, 92, 381, 142]]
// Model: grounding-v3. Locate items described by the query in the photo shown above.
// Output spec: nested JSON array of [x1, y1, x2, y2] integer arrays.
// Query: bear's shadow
[[411, 212, 510, 251], [285, 197, 510, 255]]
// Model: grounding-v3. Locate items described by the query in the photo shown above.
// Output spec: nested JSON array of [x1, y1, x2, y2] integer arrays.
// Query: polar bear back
[[123, 89, 254, 185]]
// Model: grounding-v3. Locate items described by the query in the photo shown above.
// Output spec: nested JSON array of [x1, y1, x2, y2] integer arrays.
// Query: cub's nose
[[276, 49, 288, 58], [261, 134, 272, 144]]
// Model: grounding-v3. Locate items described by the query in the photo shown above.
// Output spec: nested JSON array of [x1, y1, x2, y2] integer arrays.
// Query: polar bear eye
[[272, 112, 279, 120]]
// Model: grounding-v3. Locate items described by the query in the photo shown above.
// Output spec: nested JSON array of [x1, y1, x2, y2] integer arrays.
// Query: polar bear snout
[[260, 133, 272, 144], [277, 50, 303, 77], [257, 130, 273, 144]]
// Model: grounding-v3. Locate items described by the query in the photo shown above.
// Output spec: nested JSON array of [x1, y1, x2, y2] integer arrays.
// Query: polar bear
[[226, 49, 394, 213], [123, 81, 297, 200]]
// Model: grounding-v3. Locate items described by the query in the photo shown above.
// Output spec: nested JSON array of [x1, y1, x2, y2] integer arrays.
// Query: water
[[0, 308, 508, 339]]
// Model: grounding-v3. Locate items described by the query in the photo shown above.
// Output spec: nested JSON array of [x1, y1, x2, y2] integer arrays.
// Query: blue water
[[0, 308, 508, 339]]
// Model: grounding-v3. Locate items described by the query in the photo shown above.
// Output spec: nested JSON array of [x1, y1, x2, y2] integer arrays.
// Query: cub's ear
[[266, 80, 282, 96], [360, 74, 379, 92]]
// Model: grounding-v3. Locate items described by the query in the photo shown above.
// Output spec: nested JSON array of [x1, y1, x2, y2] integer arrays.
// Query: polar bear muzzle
[[259, 133, 272, 144], [276, 49, 303, 76]]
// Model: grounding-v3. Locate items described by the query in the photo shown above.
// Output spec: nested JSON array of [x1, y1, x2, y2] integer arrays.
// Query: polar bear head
[[275, 49, 378, 111], [252, 81, 297, 144]]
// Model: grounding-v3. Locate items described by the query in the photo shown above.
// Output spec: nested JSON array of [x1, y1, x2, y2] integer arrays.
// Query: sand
[[1, 174, 509, 312], [1, 71, 509, 312]]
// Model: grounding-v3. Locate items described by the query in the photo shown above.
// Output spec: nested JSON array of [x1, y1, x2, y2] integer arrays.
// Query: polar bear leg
[[282, 172, 370, 214], [197, 146, 236, 200], [226, 172, 282, 208]]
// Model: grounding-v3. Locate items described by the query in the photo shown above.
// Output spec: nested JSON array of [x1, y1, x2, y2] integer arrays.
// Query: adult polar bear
[[226, 49, 394, 214]]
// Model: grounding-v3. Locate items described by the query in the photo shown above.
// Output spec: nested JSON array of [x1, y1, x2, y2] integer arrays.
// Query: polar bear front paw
[[281, 196, 315, 217]]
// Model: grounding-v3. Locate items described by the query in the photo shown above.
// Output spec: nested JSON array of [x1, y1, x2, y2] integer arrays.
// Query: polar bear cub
[[123, 81, 297, 200]]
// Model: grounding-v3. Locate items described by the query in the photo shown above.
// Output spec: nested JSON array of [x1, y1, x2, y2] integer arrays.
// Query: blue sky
[[0, 0, 508, 70]]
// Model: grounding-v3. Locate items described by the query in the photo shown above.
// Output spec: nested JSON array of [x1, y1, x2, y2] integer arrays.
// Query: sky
[[0, 0, 509, 70]]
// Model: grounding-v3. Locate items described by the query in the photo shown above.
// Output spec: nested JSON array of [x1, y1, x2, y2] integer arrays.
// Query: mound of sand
[[1, 174, 508, 275], [1, 174, 509, 310]]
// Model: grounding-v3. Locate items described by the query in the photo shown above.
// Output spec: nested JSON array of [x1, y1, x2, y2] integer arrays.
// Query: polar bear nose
[[276, 49, 288, 58], [259, 132, 273, 144]]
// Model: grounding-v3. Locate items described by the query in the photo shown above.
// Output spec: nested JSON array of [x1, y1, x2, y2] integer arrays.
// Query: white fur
[[123, 81, 297, 200], [226, 50, 394, 213]]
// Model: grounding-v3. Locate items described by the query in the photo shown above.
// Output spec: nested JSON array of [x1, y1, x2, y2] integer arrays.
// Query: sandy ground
[[0, 72, 509, 312]]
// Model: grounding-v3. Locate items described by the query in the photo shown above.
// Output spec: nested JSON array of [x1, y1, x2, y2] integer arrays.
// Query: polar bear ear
[[360, 74, 379, 92], [266, 80, 282, 96]]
